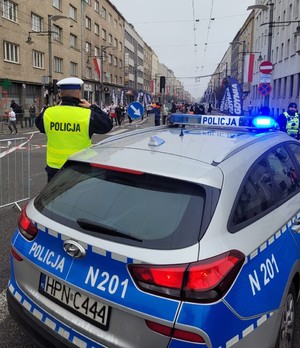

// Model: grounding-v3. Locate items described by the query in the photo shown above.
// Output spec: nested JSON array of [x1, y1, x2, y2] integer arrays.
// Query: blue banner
[[220, 77, 243, 116]]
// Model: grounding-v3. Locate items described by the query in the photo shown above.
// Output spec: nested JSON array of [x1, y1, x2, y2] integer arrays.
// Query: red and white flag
[[243, 53, 255, 83], [93, 57, 101, 79]]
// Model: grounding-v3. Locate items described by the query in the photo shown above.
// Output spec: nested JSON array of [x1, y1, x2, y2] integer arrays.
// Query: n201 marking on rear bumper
[[248, 254, 279, 296], [85, 266, 129, 298]]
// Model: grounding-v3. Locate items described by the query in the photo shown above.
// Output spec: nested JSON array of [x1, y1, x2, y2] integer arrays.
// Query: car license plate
[[39, 274, 110, 330]]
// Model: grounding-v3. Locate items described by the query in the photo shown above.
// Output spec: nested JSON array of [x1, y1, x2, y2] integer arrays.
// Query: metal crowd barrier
[[0, 137, 31, 210]]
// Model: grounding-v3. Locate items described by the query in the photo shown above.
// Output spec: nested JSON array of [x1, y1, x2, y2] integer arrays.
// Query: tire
[[276, 282, 296, 348]]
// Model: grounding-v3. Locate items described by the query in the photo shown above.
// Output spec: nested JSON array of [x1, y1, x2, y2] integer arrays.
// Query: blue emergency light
[[167, 114, 278, 131]]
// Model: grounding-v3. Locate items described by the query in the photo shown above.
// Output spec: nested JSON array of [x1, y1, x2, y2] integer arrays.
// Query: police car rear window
[[34, 161, 210, 249]]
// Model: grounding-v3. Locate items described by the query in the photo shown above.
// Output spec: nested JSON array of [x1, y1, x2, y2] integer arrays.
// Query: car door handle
[[292, 217, 300, 233]]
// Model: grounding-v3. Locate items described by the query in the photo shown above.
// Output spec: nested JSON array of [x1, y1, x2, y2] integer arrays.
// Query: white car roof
[[69, 123, 292, 189]]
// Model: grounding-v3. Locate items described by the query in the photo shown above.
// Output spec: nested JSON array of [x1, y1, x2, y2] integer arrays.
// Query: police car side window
[[289, 143, 300, 168], [266, 146, 296, 200], [230, 144, 298, 232], [231, 158, 275, 228]]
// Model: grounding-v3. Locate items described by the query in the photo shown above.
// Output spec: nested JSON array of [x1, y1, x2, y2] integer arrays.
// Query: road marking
[[109, 128, 128, 135]]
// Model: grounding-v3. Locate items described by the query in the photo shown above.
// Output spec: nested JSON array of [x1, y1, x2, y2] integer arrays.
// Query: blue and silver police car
[[7, 114, 300, 348]]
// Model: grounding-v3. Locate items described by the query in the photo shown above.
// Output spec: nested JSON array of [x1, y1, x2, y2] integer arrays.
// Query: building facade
[[205, 0, 300, 116]]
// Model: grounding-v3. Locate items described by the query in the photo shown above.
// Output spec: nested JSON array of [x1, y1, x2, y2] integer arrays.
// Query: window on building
[[286, 39, 290, 58], [290, 75, 294, 98], [295, 0, 299, 18], [85, 41, 91, 54], [114, 38, 118, 48], [108, 13, 112, 24], [69, 5, 77, 20], [94, 46, 99, 57], [54, 57, 63, 73], [86, 66, 92, 79], [108, 54, 112, 64], [33, 50, 44, 68], [113, 57, 117, 66], [53, 0, 61, 10], [119, 42, 122, 52], [108, 34, 112, 45], [94, 0, 99, 13], [280, 43, 284, 61], [4, 41, 19, 63], [95, 23, 99, 35], [102, 29, 106, 41], [3, 0, 18, 21], [70, 62, 78, 76], [70, 34, 77, 48], [101, 7, 106, 19], [85, 16, 91, 30], [288, 4, 292, 21], [53, 25, 62, 42], [283, 76, 287, 97], [83, 0, 91, 5], [273, 79, 277, 98], [278, 78, 282, 97], [32, 13, 42, 32], [114, 19, 118, 28]]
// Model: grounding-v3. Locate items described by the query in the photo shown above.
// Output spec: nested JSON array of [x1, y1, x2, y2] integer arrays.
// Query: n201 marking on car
[[248, 254, 280, 296], [85, 266, 129, 298]]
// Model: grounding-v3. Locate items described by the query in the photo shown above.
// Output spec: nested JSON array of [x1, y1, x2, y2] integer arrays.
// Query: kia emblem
[[63, 240, 86, 258]]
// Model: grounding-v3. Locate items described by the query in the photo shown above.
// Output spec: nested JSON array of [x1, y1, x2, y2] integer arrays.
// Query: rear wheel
[[276, 282, 296, 348]]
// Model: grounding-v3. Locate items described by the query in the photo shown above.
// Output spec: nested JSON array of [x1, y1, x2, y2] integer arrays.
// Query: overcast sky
[[110, 0, 255, 100]]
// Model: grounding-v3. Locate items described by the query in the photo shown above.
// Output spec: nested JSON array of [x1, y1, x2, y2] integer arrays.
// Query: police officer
[[277, 102, 299, 139], [35, 77, 113, 182]]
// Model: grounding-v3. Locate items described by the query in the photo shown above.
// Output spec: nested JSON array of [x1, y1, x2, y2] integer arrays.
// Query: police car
[[7, 114, 300, 348]]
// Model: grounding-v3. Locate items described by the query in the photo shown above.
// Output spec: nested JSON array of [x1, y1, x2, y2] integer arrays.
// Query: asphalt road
[[0, 119, 300, 347]]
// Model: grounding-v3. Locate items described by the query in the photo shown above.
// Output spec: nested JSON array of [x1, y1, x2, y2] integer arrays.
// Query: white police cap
[[57, 77, 84, 90]]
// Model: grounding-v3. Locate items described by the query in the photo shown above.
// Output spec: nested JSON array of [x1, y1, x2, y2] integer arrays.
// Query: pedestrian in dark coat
[[151, 102, 161, 126]]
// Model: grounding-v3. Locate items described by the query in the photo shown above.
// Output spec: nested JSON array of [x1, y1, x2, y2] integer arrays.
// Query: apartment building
[[1, 0, 128, 111]]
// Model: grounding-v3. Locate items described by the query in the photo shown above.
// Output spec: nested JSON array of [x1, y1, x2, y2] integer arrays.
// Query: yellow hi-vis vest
[[284, 111, 299, 137], [44, 105, 92, 169]]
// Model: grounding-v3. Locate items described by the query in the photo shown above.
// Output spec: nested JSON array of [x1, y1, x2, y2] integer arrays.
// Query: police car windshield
[[34, 161, 213, 249]]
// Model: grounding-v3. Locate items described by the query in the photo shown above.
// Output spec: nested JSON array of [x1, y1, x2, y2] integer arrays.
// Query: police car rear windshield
[[34, 161, 218, 249]]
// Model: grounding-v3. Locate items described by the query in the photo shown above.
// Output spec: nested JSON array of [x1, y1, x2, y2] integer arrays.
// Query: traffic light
[[160, 76, 166, 92], [53, 79, 58, 95], [48, 83, 54, 94]]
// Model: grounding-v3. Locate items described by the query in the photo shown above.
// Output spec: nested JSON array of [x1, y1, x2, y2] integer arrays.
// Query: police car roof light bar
[[167, 114, 277, 131]]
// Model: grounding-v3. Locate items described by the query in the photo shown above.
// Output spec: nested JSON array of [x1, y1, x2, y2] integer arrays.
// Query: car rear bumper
[[7, 288, 73, 348]]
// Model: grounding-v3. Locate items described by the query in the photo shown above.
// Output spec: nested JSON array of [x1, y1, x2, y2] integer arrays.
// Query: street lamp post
[[99, 45, 115, 106], [230, 40, 246, 85], [47, 15, 69, 105], [26, 14, 69, 105], [247, 3, 274, 107]]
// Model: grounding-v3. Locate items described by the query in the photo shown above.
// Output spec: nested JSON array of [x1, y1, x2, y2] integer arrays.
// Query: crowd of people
[[2, 81, 299, 143], [4, 100, 37, 134]]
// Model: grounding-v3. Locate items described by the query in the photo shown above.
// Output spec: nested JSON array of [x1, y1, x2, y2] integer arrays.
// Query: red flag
[[93, 57, 101, 79], [243, 53, 254, 83], [150, 79, 154, 93]]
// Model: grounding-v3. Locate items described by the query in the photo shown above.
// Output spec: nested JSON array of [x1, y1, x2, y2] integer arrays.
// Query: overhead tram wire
[[192, 0, 200, 97], [198, 0, 215, 78]]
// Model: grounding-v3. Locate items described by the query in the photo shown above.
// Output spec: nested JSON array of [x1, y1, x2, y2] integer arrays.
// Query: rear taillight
[[146, 320, 205, 343], [128, 250, 245, 303], [11, 247, 23, 261], [18, 206, 38, 240]]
